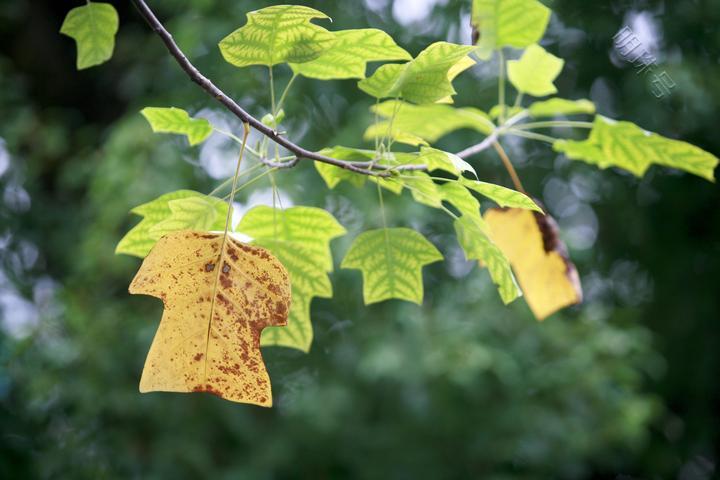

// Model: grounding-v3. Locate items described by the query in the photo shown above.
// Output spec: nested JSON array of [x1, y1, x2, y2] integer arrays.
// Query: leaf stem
[[493, 141, 526, 195], [505, 129, 558, 144], [498, 49, 507, 125], [513, 120, 594, 130], [275, 72, 298, 114]]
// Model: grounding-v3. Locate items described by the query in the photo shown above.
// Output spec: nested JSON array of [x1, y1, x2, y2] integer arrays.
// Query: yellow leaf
[[129, 231, 291, 407], [484, 208, 582, 320]]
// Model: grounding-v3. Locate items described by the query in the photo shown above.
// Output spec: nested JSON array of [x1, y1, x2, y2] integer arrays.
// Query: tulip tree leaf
[[455, 215, 521, 304], [129, 231, 291, 406], [507, 44, 564, 97], [462, 180, 543, 212], [554, 116, 719, 181], [439, 182, 483, 224], [418, 147, 477, 178], [472, 0, 551, 59], [485, 208, 582, 320], [358, 42, 477, 104], [528, 98, 596, 118], [219, 5, 334, 68], [60, 2, 119, 70], [141, 108, 213, 146], [237, 206, 347, 352], [342, 228, 443, 305], [365, 100, 495, 146], [315, 146, 373, 189], [116, 191, 228, 258], [291, 29, 411, 80]]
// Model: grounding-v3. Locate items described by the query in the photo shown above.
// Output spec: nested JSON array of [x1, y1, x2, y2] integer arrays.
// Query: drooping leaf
[[394, 172, 445, 208], [439, 182, 482, 224], [290, 29, 411, 80], [484, 208, 582, 320], [237, 207, 347, 352], [507, 44, 564, 97], [528, 98, 596, 118], [60, 2, 119, 70], [358, 42, 476, 104], [342, 228, 443, 305], [365, 100, 494, 146], [116, 191, 228, 258], [141, 108, 213, 146], [219, 5, 334, 68], [454, 216, 521, 304], [554, 116, 719, 181], [462, 179, 543, 212], [472, 0, 551, 59], [129, 231, 291, 406]]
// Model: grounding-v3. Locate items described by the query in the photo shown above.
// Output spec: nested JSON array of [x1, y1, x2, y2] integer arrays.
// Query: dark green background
[[1, 0, 718, 478]]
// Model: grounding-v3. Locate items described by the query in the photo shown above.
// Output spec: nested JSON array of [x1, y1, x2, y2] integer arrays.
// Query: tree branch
[[130, 0, 425, 177], [456, 111, 529, 159]]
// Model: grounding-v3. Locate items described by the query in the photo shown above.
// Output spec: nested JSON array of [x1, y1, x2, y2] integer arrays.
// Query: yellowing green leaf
[[291, 29, 411, 80], [554, 116, 719, 181], [485, 208, 582, 320], [394, 172, 444, 208], [439, 182, 482, 224], [358, 42, 476, 104], [237, 206, 347, 352], [129, 231, 291, 406], [507, 44, 564, 97], [472, 0, 551, 59], [342, 228, 442, 305], [60, 2, 119, 70], [462, 180, 543, 212], [365, 100, 494, 146], [116, 191, 228, 258], [141, 107, 213, 146], [455, 216, 521, 304], [315, 146, 372, 189], [528, 98, 596, 118], [418, 147, 477, 178], [219, 5, 334, 68]]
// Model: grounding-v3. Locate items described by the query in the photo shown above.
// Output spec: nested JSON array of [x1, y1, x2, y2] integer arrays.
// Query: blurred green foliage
[[1, 0, 718, 478]]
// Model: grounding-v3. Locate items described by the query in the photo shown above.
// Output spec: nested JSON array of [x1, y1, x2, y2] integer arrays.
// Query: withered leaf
[[484, 208, 582, 320], [129, 231, 291, 407]]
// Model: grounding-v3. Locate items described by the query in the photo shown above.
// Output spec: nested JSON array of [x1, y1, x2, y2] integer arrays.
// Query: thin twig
[[130, 0, 426, 177], [456, 111, 528, 159]]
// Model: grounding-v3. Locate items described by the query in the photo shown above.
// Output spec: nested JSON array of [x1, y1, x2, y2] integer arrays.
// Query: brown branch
[[130, 0, 425, 177]]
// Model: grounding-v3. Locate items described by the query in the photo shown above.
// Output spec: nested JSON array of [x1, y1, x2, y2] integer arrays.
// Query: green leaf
[[394, 172, 444, 208], [528, 98, 596, 118], [140, 107, 213, 146], [554, 116, 719, 181], [291, 29, 411, 80], [219, 5, 334, 68], [315, 146, 372, 189], [507, 44, 564, 97], [462, 179, 543, 212], [439, 182, 482, 224], [418, 147, 477, 178], [488, 104, 525, 120], [60, 2, 119, 70], [237, 206, 347, 352], [454, 216, 521, 304], [342, 228, 443, 305], [358, 42, 476, 104], [365, 100, 494, 146], [116, 191, 228, 258], [472, 0, 551, 59]]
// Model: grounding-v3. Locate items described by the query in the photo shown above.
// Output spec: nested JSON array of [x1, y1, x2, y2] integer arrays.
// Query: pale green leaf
[[418, 147, 477, 178], [554, 116, 719, 181], [219, 5, 334, 68], [528, 98, 596, 118], [365, 100, 494, 146], [342, 228, 443, 305], [454, 216, 521, 304], [291, 29, 411, 80], [315, 146, 371, 189], [488, 104, 524, 120], [439, 182, 482, 224], [60, 2, 119, 70], [393, 172, 444, 208], [507, 44, 564, 97], [358, 42, 476, 104], [472, 0, 551, 59], [237, 206, 347, 352], [462, 179, 543, 212], [116, 190, 228, 258], [140, 107, 213, 146]]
